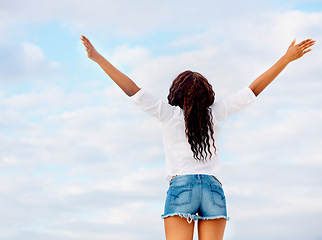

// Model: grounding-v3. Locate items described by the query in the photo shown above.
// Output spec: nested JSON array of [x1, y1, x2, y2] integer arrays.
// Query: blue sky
[[1, 0, 322, 240]]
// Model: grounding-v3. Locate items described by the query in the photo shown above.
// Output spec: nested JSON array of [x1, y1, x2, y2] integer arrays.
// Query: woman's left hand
[[81, 35, 103, 63]]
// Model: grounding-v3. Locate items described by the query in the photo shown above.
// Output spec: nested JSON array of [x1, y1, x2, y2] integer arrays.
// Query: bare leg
[[198, 219, 227, 240], [164, 216, 195, 240]]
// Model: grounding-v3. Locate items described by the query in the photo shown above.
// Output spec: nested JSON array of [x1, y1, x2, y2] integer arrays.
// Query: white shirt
[[130, 87, 256, 181]]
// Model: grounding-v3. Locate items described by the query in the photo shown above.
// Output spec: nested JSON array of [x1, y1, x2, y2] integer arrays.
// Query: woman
[[81, 35, 315, 240]]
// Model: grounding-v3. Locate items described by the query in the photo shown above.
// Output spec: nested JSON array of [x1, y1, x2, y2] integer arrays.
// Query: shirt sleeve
[[130, 88, 174, 122], [212, 87, 256, 122]]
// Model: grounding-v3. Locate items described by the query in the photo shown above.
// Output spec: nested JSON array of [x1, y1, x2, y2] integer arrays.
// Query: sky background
[[0, 0, 322, 239]]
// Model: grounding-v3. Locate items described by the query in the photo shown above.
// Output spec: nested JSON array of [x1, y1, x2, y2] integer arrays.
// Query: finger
[[81, 41, 89, 48], [303, 48, 312, 55], [81, 35, 89, 43], [290, 38, 296, 47], [81, 38, 88, 46], [83, 44, 90, 52], [299, 41, 316, 51], [302, 39, 315, 46], [297, 39, 310, 46], [82, 37, 93, 48], [298, 39, 313, 47], [82, 39, 92, 48], [87, 41, 94, 49], [81, 36, 91, 45]]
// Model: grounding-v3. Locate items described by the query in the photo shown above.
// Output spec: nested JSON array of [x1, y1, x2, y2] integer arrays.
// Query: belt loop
[[213, 176, 222, 186]]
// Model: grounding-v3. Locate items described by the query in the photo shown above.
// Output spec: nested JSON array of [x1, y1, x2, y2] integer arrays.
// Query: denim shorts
[[161, 174, 229, 222]]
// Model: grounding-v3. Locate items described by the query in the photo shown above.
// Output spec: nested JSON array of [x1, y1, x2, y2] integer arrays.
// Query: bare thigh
[[198, 218, 227, 240], [164, 216, 195, 240]]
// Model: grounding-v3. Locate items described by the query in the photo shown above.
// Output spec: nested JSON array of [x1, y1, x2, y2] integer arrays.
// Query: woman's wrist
[[94, 54, 105, 64], [281, 54, 291, 65]]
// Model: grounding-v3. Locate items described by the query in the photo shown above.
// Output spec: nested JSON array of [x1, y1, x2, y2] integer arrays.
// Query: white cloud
[[2, 86, 89, 111], [110, 44, 151, 68], [0, 42, 61, 81], [220, 105, 322, 164], [221, 161, 322, 240]]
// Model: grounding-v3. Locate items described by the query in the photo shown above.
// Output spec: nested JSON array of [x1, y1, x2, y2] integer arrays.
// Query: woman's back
[[131, 86, 256, 181]]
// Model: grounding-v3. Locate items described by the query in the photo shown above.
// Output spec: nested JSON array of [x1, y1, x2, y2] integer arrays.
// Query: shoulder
[[212, 87, 257, 121], [130, 88, 176, 122]]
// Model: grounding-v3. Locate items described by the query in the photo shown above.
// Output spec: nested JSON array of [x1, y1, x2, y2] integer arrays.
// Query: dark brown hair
[[167, 70, 216, 161]]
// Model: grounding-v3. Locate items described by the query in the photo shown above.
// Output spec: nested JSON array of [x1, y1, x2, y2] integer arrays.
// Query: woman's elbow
[[126, 86, 141, 97]]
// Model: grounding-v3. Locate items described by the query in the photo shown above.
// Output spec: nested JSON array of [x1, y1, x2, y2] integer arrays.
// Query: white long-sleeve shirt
[[130, 87, 256, 182]]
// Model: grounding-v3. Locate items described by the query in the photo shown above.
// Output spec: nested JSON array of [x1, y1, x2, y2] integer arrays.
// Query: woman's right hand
[[284, 38, 316, 63], [81, 35, 103, 63]]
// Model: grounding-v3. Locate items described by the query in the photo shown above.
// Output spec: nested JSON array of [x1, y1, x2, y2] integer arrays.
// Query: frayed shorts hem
[[161, 213, 230, 222]]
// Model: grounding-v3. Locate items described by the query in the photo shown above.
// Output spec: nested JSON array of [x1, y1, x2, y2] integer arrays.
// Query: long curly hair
[[167, 70, 216, 161]]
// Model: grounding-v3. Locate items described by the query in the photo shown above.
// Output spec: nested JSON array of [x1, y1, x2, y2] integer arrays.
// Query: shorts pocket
[[209, 184, 226, 208], [169, 183, 193, 206]]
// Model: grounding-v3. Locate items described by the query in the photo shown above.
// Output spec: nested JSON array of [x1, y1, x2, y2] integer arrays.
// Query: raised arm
[[249, 38, 316, 96], [81, 35, 140, 96]]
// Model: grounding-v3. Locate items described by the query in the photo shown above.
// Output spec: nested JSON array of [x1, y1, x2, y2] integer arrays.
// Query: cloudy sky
[[0, 0, 322, 239]]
